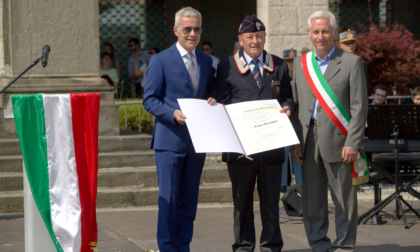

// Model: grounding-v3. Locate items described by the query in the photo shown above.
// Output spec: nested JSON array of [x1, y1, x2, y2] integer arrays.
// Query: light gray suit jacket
[[292, 48, 368, 163]]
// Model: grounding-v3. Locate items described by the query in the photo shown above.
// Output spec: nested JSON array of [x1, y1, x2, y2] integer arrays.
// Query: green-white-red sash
[[301, 51, 369, 185]]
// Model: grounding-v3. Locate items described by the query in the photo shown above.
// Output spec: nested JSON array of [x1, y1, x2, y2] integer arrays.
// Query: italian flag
[[12, 94, 100, 252]]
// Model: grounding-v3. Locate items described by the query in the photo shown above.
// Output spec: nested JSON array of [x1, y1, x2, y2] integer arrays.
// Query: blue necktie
[[251, 59, 262, 88]]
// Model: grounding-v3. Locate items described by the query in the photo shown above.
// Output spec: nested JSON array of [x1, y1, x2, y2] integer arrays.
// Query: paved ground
[[1, 185, 420, 252]]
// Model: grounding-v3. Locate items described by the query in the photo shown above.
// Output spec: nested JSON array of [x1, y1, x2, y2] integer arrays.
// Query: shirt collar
[[176, 42, 196, 58], [243, 51, 263, 65], [315, 45, 335, 63]]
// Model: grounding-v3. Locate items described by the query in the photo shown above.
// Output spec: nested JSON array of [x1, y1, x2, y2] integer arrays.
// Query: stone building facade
[[258, 0, 328, 57], [0, 0, 417, 137]]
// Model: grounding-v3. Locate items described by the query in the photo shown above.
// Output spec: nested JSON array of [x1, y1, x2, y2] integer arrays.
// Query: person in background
[[100, 53, 119, 97], [292, 10, 368, 252], [128, 38, 148, 98], [371, 84, 388, 104], [202, 41, 219, 77], [403, 77, 420, 104], [300, 47, 310, 55], [215, 14, 295, 252], [143, 7, 215, 252], [412, 86, 420, 105], [339, 29, 369, 99], [233, 41, 241, 54], [149, 47, 160, 57], [339, 29, 357, 53], [103, 42, 121, 76], [137, 47, 161, 90], [283, 48, 297, 79], [281, 48, 302, 192]]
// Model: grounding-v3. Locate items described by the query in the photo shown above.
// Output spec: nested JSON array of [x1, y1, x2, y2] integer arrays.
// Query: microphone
[[41, 45, 50, 68]]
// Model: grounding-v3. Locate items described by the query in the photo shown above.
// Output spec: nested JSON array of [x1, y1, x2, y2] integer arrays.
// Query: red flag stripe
[[70, 93, 100, 252]]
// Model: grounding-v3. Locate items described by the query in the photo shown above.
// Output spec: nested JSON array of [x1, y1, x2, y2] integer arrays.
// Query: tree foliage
[[356, 23, 420, 94]]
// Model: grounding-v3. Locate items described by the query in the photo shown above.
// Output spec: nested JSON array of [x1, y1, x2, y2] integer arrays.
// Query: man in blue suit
[[143, 6, 215, 252]]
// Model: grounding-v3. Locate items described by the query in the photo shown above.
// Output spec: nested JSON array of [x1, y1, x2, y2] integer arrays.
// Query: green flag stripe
[[12, 94, 63, 252], [311, 53, 351, 122], [360, 151, 370, 176]]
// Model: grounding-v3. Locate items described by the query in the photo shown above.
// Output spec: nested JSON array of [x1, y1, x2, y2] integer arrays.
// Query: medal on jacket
[[271, 80, 281, 96]]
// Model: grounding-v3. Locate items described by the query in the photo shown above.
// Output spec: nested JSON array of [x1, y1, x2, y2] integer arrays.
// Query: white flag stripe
[[23, 164, 57, 252], [43, 94, 82, 251], [306, 53, 349, 130]]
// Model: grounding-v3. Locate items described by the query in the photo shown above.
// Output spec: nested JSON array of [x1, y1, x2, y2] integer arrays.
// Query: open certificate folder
[[177, 98, 299, 155]]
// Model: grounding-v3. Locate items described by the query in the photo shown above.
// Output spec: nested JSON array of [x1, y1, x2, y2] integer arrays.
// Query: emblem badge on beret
[[289, 50, 295, 58], [238, 14, 265, 34], [339, 29, 356, 43]]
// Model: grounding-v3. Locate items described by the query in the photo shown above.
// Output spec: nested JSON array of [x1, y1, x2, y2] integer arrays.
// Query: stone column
[[0, 0, 119, 137], [257, 0, 328, 57]]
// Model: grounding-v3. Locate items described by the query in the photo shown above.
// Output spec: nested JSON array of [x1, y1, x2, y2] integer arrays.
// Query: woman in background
[[100, 52, 119, 97], [103, 42, 121, 76]]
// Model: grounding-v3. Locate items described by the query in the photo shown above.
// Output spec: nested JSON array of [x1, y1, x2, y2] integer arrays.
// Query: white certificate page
[[177, 99, 244, 154], [177, 99, 299, 155], [225, 99, 299, 155]]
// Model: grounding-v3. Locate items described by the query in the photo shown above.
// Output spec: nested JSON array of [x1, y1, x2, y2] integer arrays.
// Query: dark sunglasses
[[177, 26, 202, 35]]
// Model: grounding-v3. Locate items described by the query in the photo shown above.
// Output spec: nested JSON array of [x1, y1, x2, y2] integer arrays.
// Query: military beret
[[283, 48, 297, 60], [339, 29, 357, 43], [238, 14, 265, 34]]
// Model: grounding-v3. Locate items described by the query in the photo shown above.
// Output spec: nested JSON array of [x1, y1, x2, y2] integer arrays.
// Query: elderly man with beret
[[215, 14, 295, 252]]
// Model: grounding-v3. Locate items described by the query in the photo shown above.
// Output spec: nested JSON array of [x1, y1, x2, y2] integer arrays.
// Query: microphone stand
[[0, 56, 42, 94]]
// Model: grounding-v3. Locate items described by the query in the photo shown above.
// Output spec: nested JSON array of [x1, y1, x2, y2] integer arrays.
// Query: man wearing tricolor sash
[[291, 11, 368, 252]]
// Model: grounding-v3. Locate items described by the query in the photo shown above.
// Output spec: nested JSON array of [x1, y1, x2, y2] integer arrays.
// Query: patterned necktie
[[251, 59, 262, 88], [187, 53, 198, 89]]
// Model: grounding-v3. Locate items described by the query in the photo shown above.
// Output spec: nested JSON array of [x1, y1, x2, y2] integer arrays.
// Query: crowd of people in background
[[99, 39, 158, 99], [99, 38, 238, 99], [99, 27, 419, 104]]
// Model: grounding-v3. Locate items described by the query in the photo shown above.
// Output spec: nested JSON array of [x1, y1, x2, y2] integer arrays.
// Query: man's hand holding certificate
[[177, 99, 299, 155]]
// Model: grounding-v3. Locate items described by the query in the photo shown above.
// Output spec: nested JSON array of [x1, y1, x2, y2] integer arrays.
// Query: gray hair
[[174, 7, 202, 27], [307, 10, 337, 31]]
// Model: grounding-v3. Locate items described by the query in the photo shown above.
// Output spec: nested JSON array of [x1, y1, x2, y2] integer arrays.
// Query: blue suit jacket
[[143, 43, 213, 152]]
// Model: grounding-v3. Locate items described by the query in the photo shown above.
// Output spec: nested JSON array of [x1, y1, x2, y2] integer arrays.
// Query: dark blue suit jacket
[[143, 43, 213, 153]]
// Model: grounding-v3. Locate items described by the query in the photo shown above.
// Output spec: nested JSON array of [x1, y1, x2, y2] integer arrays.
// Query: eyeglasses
[[202, 47, 211, 51], [177, 26, 202, 35], [128, 44, 135, 48], [148, 51, 155, 55]]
